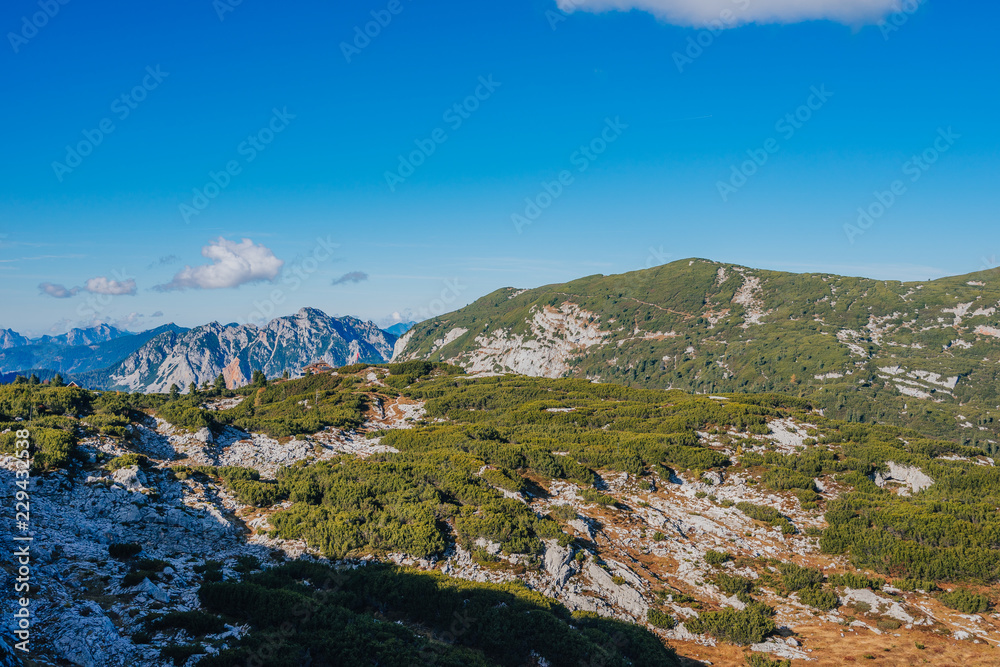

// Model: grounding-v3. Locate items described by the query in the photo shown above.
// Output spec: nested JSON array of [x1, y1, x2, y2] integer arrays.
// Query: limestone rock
[[111, 465, 147, 492], [542, 541, 576, 587], [134, 577, 170, 603], [584, 563, 647, 620], [842, 588, 915, 624], [872, 462, 933, 496]]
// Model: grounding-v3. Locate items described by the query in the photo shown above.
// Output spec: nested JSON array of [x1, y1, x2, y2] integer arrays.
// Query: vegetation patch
[[196, 560, 680, 667], [684, 603, 777, 645]]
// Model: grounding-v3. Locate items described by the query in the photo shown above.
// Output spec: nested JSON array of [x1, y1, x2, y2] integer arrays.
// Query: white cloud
[[39, 275, 137, 298], [39, 282, 78, 299], [555, 0, 904, 27], [155, 237, 284, 291], [85, 276, 137, 296]]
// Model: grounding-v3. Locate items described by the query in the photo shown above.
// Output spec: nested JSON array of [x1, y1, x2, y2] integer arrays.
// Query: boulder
[[51, 608, 129, 667], [584, 563, 647, 620], [134, 577, 170, 603], [111, 466, 147, 492], [842, 588, 914, 624], [542, 541, 576, 587]]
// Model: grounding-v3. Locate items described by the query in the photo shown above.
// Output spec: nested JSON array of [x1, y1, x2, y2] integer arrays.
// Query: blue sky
[[1, 0, 997, 334]]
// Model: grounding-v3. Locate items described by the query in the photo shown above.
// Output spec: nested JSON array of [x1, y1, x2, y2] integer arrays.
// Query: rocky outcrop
[[442, 304, 608, 378], [105, 308, 397, 392], [873, 462, 934, 496], [841, 588, 918, 625], [0, 328, 30, 350]]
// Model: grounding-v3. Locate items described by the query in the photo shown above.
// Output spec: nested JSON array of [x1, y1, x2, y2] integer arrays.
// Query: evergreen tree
[[28, 374, 40, 385], [50, 373, 65, 387], [169, 384, 180, 399]]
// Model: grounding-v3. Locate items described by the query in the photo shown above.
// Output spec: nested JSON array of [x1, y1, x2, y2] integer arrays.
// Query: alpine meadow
[[3, 1, 999, 666]]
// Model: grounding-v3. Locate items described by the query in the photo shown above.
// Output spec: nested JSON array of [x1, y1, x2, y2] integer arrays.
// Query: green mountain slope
[[395, 259, 1000, 451]]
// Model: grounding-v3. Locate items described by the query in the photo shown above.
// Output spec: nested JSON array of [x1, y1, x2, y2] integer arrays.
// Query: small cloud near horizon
[[331, 271, 369, 286], [555, 0, 904, 27], [148, 254, 180, 269], [84, 276, 137, 296], [39, 275, 137, 299], [39, 282, 78, 299]]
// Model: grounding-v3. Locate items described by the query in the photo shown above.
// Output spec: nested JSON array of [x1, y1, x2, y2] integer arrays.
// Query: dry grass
[[672, 624, 999, 666]]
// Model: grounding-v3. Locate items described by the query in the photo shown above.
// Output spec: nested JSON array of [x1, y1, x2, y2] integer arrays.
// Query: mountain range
[[0, 323, 127, 350], [9, 258, 1000, 451], [393, 258, 1000, 450], [0, 309, 397, 393]]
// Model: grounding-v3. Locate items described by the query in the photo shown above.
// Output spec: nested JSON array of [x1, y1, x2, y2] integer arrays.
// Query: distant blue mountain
[[0, 323, 188, 376], [32, 323, 127, 347], [383, 321, 416, 337]]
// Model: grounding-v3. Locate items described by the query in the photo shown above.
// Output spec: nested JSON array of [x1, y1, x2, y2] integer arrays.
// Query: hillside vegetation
[[396, 259, 1000, 452], [6, 364, 1000, 665]]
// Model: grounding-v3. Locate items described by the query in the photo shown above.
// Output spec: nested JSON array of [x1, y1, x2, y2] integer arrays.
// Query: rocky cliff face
[[106, 308, 397, 392], [0, 329, 29, 350]]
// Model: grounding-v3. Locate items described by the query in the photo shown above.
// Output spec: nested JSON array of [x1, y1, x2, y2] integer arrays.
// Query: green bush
[[647, 608, 676, 629], [160, 644, 205, 666], [763, 470, 816, 492], [135, 559, 169, 573], [481, 468, 526, 493], [29, 428, 76, 471], [196, 561, 681, 667], [797, 587, 838, 611], [685, 603, 776, 645], [876, 618, 902, 631], [106, 453, 147, 471], [778, 563, 824, 592], [715, 573, 754, 597], [85, 413, 131, 437], [736, 502, 794, 533], [148, 611, 226, 636], [549, 504, 577, 522], [705, 550, 732, 566], [195, 560, 224, 583], [227, 479, 283, 507], [746, 654, 791, 667], [827, 573, 883, 591], [893, 578, 937, 592], [108, 543, 142, 559], [938, 589, 990, 614], [579, 488, 617, 507]]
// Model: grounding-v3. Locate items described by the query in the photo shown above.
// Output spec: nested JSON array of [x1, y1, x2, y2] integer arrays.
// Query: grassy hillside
[[397, 259, 1000, 451], [9, 367, 1000, 664], [156, 366, 1000, 662]]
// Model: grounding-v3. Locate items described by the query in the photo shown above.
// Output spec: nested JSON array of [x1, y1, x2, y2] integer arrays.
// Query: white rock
[[111, 466, 146, 492], [134, 577, 170, 603], [542, 541, 576, 587], [842, 588, 914, 624], [872, 462, 933, 496], [583, 563, 647, 620]]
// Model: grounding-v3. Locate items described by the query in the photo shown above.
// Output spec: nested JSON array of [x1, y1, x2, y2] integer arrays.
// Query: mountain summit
[[104, 308, 396, 392]]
